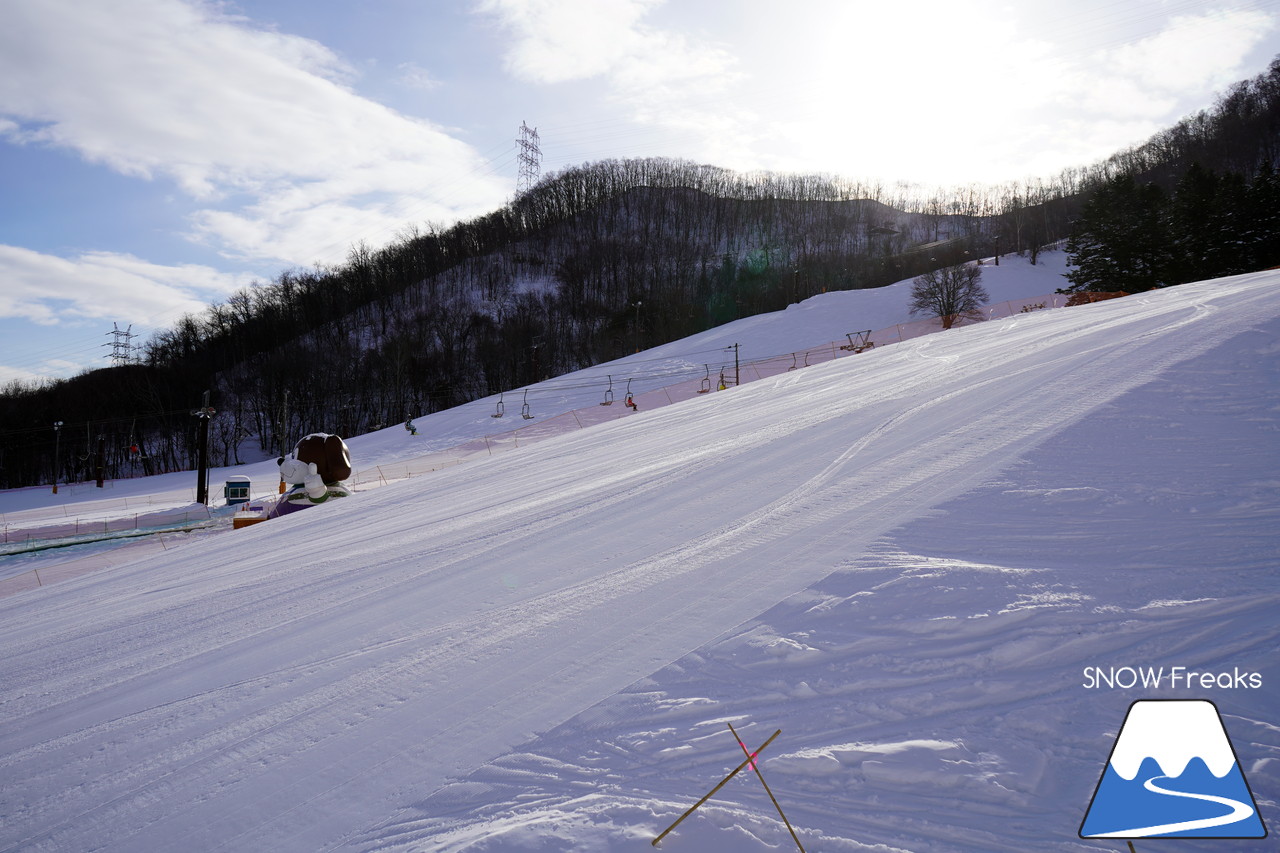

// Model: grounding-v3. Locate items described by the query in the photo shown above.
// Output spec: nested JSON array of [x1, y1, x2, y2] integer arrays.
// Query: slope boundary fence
[[1, 506, 213, 546], [0, 523, 202, 598]]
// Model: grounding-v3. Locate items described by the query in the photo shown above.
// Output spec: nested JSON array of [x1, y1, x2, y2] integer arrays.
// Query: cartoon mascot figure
[[270, 433, 354, 517]]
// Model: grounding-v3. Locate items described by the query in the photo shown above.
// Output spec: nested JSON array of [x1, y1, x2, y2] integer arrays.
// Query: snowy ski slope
[[1, 260, 1277, 851]]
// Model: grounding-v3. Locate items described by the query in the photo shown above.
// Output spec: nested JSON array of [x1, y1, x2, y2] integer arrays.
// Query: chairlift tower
[[191, 391, 216, 505], [516, 120, 541, 195]]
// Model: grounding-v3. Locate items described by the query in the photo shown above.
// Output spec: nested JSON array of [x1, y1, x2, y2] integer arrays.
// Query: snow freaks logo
[[1080, 700, 1268, 839], [1082, 665, 1262, 690]]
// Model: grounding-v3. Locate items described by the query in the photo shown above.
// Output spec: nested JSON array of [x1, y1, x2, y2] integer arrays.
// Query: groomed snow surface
[[1, 252, 1277, 852]]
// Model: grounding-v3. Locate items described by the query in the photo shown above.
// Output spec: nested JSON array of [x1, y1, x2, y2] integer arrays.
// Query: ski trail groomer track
[[0, 274, 1276, 853]]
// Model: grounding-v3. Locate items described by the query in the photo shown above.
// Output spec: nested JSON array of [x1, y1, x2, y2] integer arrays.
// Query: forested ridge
[[3, 56, 1279, 489]]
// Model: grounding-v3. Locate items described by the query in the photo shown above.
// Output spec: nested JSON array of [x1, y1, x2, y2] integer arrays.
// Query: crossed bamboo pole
[[652, 725, 804, 851], [729, 721, 805, 852]]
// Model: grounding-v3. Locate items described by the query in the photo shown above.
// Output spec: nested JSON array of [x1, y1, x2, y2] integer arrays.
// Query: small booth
[[223, 475, 252, 506]]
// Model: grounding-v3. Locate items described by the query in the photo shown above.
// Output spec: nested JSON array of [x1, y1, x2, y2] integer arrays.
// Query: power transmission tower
[[103, 323, 137, 366], [516, 120, 541, 195]]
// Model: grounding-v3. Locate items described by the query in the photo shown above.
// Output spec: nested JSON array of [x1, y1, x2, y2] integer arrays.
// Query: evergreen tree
[[1167, 163, 1222, 284], [1066, 176, 1170, 293], [1213, 171, 1251, 276], [1246, 161, 1280, 270]]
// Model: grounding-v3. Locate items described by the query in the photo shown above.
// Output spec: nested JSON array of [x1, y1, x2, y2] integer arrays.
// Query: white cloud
[[0, 356, 92, 386], [0, 244, 253, 327], [479, 0, 747, 160], [0, 362, 51, 386], [480, 0, 739, 99], [397, 62, 443, 91], [1107, 9, 1275, 93], [0, 0, 508, 264], [478, 0, 665, 84], [1058, 8, 1275, 122], [750, 1, 1278, 185]]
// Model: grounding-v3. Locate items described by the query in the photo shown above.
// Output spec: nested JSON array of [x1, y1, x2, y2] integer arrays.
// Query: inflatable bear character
[[271, 433, 353, 516], [293, 433, 352, 483]]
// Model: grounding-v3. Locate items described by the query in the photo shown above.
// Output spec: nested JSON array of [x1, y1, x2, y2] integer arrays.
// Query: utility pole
[[278, 388, 290, 494], [191, 391, 215, 505], [516, 120, 541, 195], [95, 434, 106, 488], [726, 343, 739, 386], [633, 300, 643, 353], [279, 389, 290, 457], [52, 421, 63, 494]]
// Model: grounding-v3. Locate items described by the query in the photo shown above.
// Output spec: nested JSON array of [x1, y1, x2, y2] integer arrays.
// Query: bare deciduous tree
[[909, 263, 988, 329]]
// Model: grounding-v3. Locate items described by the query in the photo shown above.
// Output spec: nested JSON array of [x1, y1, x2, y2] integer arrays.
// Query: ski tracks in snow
[[0, 276, 1275, 852]]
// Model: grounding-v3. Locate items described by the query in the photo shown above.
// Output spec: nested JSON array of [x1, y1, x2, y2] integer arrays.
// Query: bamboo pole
[[652, 729, 781, 847], [728, 722, 804, 852]]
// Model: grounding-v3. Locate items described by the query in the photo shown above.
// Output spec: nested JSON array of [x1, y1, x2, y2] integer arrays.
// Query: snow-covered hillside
[[0, 252, 1074, 533], [1, 257, 1277, 852]]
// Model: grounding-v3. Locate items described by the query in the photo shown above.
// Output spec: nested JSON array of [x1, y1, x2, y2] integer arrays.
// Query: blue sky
[[2, 0, 1278, 384]]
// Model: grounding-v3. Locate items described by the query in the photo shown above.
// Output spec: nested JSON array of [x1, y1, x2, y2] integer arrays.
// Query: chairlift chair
[[698, 364, 711, 394], [522, 389, 534, 419], [624, 378, 637, 410], [491, 393, 505, 418], [840, 330, 874, 353], [124, 419, 147, 459], [601, 375, 614, 406]]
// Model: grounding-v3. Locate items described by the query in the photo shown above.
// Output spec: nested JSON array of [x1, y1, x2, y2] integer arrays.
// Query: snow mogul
[[269, 433, 354, 517]]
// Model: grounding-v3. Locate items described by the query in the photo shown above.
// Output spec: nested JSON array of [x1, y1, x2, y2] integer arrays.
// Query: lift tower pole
[[191, 391, 215, 505]]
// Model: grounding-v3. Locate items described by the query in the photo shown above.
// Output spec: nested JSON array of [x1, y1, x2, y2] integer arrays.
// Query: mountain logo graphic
[[1080, 699, 1268, 839]]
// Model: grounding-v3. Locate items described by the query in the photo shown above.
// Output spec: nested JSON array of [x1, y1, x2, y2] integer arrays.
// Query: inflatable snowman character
[[271, 433, 354, 516]]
